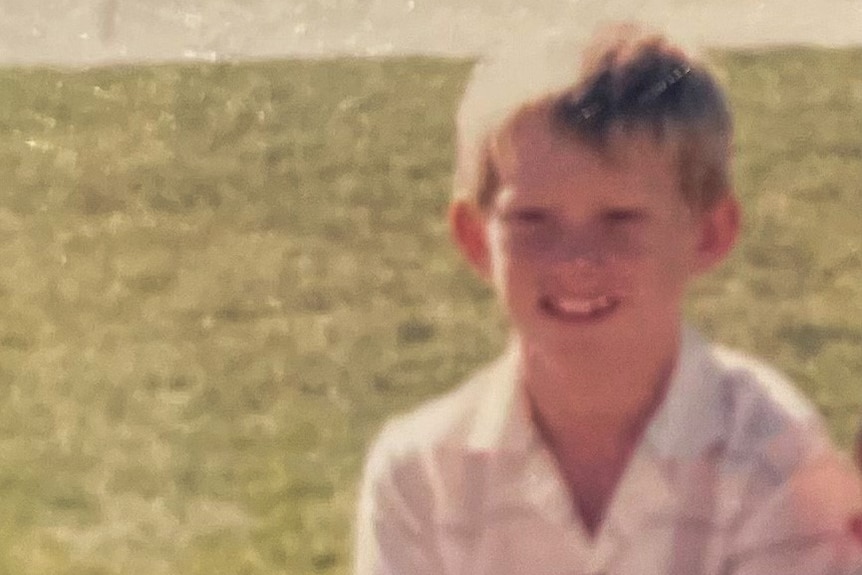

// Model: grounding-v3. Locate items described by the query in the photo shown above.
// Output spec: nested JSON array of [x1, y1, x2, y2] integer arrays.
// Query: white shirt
[[355, 327, 862, 575]]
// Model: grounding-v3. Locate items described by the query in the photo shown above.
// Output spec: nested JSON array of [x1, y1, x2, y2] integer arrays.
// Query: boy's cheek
[[850, 515, 862, 544]]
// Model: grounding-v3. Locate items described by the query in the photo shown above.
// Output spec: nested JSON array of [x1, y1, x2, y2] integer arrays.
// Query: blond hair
[[454, 23, 733, 212]]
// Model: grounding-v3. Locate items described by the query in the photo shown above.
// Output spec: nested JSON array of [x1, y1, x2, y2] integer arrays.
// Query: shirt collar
[[466, 336, 538, 454], [465, 325, 729, 460], [642, 325, 729, 459]]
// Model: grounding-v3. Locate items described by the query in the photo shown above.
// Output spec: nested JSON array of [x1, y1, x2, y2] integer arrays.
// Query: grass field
[[0, 47, 859, 574]]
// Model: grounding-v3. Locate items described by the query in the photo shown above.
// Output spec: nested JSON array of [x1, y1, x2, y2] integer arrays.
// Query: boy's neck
[[518, 328, 680, 458]]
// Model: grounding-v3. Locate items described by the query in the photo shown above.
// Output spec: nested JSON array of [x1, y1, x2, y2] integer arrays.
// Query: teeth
[[553, 295, 614, 316]]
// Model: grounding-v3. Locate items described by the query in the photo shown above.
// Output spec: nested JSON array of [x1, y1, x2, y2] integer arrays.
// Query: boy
[[354, 24, 862, 575]]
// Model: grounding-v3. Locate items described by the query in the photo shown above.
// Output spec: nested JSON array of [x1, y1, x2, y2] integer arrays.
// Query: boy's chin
[[518, 303, 682, 357], [517, 313, 627, 355]]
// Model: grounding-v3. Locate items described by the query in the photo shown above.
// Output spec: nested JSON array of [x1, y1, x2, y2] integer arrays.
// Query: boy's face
[[452, 109, 738, 358]]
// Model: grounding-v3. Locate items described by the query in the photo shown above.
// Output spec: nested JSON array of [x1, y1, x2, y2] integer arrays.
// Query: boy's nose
[[557, 253, 605, 271], [550, 230, 611, 266]]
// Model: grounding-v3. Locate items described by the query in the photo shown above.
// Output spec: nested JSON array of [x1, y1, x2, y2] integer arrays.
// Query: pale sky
[[0, 0, 860, 66]]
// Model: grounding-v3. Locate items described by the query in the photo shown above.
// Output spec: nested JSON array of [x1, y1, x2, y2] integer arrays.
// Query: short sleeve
[[725, 451, 862, 575]]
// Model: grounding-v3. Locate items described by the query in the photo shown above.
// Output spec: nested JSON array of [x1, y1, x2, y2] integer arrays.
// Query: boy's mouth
[[539, 294, 620, 322]]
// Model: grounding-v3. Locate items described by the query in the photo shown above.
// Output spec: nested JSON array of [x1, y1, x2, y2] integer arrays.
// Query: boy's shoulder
[[703, 339, 836, 475], [631, 329, 832, 478], [705, 341, 862, 551], [369, 354, 506, 463], [711, 342, 819, 423]]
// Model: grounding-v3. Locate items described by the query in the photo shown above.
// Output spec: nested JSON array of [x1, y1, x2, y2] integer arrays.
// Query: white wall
[[0, 0, 860, 66]]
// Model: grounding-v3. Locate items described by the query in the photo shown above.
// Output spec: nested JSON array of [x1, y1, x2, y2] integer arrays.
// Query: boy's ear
[[694, 193, 741, 273], [449, 201, 492, 280]]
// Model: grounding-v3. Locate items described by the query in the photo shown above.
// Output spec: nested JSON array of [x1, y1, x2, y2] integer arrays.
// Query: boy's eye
[[506, 209, 549, 224], [603, 208, 645, 224]]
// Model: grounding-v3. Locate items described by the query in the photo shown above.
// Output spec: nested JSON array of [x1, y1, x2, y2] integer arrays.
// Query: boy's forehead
[[494, 104, 678, 183]]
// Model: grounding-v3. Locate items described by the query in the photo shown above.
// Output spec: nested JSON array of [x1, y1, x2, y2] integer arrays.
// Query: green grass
[[0, 48, 859, 574]]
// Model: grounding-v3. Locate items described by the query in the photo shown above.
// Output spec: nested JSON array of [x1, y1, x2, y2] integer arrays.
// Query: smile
[[539, 294, 620, 322]]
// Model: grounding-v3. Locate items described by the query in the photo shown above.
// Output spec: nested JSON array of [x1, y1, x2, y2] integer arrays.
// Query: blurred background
[[0, 1, 860, 574]]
